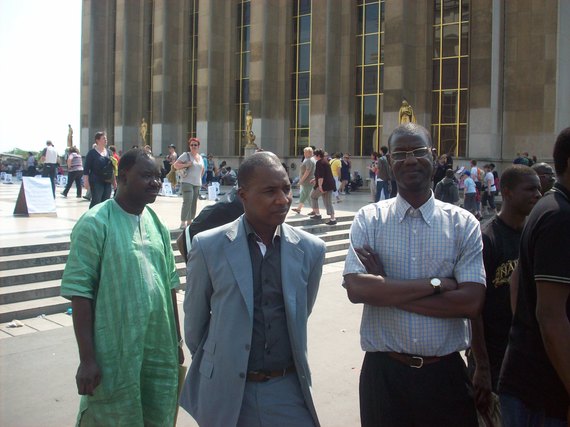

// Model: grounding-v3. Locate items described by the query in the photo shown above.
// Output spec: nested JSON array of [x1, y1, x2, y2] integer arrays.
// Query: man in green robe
[[61, 149, 183, 426]]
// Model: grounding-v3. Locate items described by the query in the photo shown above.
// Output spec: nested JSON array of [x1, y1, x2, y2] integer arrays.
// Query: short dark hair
[[500, 165, 537, 191], [380, 146, 388, 155], [108, 145, 116, 153], [313, 149, 324, 158], [553, 127, 570, 176], [94, 131, 106, 141], [238, 151, 284, 188], [445, 169, 455, 178], [387, 124, 432, 151], [118, 148, 153, 178]]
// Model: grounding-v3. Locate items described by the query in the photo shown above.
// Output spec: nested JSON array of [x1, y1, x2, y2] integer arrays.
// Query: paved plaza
[[0, 180, 368, 426]]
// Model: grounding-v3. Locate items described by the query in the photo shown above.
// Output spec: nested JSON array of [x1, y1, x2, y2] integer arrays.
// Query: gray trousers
[[237, 373, 315, 427], [310, 188, 334, 216], [180, 182, 201, 221]]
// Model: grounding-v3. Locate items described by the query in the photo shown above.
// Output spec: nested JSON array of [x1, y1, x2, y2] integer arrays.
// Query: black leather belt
[[246, 366, 296, 382], [386, 352, 455, 368]]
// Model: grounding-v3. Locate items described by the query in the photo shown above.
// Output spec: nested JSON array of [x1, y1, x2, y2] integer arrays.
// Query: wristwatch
[[430, 278, 442, 294]]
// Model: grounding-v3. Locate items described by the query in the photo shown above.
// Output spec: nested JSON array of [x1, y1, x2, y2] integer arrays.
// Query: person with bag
[[434, 169, 459, 204], [173, 137, 204, 229], [83, 132, 115, 209], [61, 146, 84, 198]]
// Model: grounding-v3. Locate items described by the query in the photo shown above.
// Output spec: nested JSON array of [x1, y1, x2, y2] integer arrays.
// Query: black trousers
[[62, 170, 83, 197], [359, 351, 478, 427], [42, 163, 57, 197]]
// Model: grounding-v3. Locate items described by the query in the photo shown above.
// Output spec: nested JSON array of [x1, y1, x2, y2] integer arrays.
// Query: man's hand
[[355, 244, 385, 276], [83, 178, 90, 191], [178, 346, 185, 365], [472, 365, 492, 414], [76, 359, 101, 396]]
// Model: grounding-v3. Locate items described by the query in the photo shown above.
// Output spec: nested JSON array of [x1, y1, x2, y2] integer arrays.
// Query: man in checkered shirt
[[343, 123, 486, 427]]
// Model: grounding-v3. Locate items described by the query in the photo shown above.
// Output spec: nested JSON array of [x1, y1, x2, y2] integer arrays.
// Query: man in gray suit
[[180, 151, 326, 427]]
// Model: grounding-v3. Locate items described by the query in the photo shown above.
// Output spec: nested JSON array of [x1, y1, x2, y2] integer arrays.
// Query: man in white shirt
[[481, 164, 497, 216], [41, 140, 58, 197]]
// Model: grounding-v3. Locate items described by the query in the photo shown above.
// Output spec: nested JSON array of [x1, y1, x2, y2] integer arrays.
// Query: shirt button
[[239, 372, 245, 378]]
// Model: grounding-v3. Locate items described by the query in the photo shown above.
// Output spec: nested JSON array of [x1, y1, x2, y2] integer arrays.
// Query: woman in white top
[[174, 137, 204, 229]]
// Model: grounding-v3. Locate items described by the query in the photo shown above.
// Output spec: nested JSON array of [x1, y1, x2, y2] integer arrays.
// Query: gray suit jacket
[[179, 215, 326, 426]]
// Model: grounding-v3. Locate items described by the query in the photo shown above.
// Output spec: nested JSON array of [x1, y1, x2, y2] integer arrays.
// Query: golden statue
[[140, 118, 148, 144], [399, 99, 417, 124], [244, 110, 257, 148], [67, 124, 73, 147]]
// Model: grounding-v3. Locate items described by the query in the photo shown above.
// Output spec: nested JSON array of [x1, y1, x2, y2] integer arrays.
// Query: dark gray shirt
[[244, 220, 293, 372]]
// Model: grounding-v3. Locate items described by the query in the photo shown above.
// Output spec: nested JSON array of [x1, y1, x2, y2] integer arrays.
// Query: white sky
[[0, 0, 81, 155]]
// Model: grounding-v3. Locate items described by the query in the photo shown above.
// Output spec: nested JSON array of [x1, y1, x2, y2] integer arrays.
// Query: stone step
[[0, 215, 355, 323], [325, 249, 348, 265], [0, 263, 64, 287], [0, 280, 61, 305], [0, 242, 70, 257], [0, 250, 69, 271], [0, 296, 71, 324]]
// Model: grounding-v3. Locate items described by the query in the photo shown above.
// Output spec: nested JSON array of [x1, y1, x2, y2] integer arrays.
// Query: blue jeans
[[375, 180, 389, 203], [89, 179, 112, 209], [500, 393, 566, 427]]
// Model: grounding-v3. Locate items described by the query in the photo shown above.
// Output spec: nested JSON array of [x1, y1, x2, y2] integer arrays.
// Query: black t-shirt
[[480, 216, 521, 390], [498, 183, 570, 419], [314, 158, 336, 192]]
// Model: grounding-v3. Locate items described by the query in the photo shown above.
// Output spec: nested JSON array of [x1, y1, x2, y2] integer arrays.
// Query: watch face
[[431, 278, 441, 287]]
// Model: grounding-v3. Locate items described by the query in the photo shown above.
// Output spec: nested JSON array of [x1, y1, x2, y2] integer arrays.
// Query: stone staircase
[[0, 215, 353, 323]]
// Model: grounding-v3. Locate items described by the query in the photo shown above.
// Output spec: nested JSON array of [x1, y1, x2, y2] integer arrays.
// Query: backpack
[[436, 180, 456, 203], [99, 155, 115, 183]]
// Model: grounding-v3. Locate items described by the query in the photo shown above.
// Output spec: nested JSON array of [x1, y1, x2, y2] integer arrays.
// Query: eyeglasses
[[390, 147, 431, 162], [190, 144, 199, 147]]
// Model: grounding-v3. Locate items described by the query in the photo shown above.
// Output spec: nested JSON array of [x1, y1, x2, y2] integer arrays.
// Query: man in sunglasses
[[343, 123, 486, 427]]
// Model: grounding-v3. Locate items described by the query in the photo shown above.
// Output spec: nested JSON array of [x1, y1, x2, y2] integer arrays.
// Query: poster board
[[13, 177, 57, 216]]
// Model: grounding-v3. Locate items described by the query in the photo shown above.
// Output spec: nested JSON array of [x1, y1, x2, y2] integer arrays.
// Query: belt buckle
[[410, 356, 424, 368]]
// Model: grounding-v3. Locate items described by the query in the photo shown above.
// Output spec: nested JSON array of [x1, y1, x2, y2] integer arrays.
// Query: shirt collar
[[394, 192, 435, 225], [243, 218, 281, 244]]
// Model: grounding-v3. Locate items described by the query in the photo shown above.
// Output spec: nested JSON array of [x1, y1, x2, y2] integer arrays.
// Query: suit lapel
[[225, 217, 254, 319]]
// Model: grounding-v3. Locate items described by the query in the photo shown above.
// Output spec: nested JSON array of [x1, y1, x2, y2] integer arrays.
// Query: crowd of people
[[48, 123, 570, 426]]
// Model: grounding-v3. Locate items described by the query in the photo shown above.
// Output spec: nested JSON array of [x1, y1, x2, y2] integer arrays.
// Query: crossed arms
[[344, 244, 484, 319]]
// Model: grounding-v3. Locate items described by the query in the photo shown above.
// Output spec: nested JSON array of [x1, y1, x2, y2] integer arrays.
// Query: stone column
[[113, 0, 150, 152], [468, 0, 503, 159], [150, 0, 188, 156], [196, 0, 235, 156], [80, 0, 116, 153], [382, 0, 432, 145], [310, 0, 356, 154]]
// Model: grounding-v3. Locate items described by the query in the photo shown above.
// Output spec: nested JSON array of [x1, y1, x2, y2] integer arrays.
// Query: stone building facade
[[80, 0, 569, 171]]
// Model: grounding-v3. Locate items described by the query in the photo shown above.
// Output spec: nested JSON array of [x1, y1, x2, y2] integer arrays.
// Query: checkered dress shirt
[[343, 194, 486, 356]]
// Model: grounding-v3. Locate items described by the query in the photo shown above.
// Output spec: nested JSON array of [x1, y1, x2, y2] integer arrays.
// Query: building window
[[187, 0, 198, 139], [355, 0, 384, 156], [235, 0, 251, 155], [432, 0, 469, 157], [290, 0, 312, 156]]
